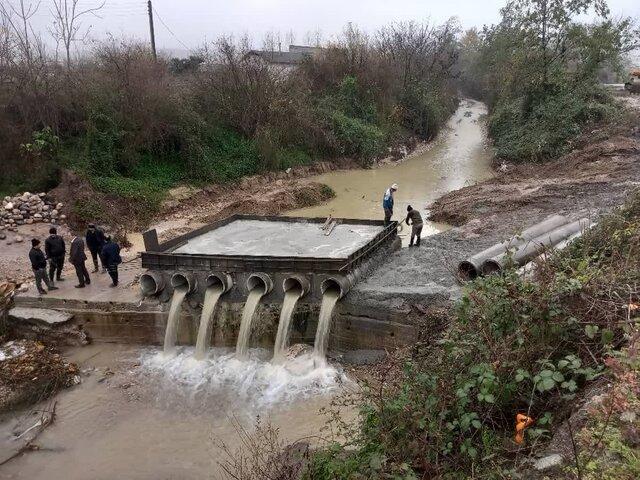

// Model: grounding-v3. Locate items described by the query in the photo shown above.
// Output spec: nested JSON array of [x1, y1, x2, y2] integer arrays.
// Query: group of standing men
[[382, 183, 424, 247], [28, 224, 122, 295]]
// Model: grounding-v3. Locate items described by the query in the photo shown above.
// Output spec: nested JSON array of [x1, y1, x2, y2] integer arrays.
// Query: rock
[[533, 454, 563, 471], [60, 214, 66, 220], [25, 219, 33, 224], [39, 192, 46, 198], [51, 209, 58, 217], [33, 213, 42, 219], [8, 307, 74, 326], [0, 233, 5, 240], [42, 205, 50, 211], [56, 203, 63, 210], [14, 235, 23, 243]]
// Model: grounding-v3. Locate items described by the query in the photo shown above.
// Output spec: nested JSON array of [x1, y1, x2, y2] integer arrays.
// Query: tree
[[49, 0, 105, 69]]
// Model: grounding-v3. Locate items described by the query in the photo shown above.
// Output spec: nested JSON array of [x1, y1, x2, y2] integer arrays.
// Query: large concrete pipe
[[457, 214, 569, 280], [321, 268, 363, 299], [283, 275, 311, 297], [206, 272, 234, 293], [171, 272, 198, 294], [482, 218, 592, 275], [246, 272, 274, 295], [139, 271, 165, 297]]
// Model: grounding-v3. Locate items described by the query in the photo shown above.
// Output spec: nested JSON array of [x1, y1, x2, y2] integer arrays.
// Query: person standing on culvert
[[45, 227, 66, 283], [101, 236, 122, 287], [85, 223, 106, 273], [382, 183, 398, 226], [29, 239, 58, 295], [69, 235, 91, 288], [405, 205, 424, 247]]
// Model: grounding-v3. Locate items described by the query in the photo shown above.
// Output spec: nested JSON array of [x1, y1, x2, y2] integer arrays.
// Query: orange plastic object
[[515, 414, 534, 444]]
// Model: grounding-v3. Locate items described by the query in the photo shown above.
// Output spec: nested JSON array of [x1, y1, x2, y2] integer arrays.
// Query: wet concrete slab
[[172, 219, 384, 258]]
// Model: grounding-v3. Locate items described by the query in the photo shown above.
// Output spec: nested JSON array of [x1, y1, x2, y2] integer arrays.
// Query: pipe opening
[[246, 273, 273, 295], [458, 261, 478, 281], [140, 272, 165, 296], [171, 272, 197, 293], [481, 260, 501, 276], [206, 273, 233, 293], [321, 277, 347, 299], [283, 275, 310, 297]]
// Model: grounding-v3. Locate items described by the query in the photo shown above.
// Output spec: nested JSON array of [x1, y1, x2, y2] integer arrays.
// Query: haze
[[10, 0, 640, 55]]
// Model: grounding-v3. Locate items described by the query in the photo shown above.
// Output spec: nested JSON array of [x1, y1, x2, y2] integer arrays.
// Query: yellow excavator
[[625, 69, 640, 94]]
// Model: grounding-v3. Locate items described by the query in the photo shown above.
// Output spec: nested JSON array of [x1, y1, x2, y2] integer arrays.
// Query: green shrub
[[488, 82, 619, 162], [400, 85, 457, 139], [327, 110, 385, 160]]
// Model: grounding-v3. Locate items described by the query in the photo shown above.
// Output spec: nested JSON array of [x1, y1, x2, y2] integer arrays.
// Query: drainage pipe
[[457, 214, 569, 280], [206, 272, 234, 293], [246, 272, 274, 295], [139, 271, 165, 297], [482, 218, 592, 275], [321, 267, 363, 299], [171, 272, 198, 294], [283, 275, 310, 297]]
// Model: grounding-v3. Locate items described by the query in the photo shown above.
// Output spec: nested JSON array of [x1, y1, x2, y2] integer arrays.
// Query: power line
[[152, 5, 190, 51]]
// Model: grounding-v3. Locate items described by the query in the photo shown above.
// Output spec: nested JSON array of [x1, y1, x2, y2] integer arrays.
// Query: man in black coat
[[101, 236, 122, 287], [45, 227, 65, 282], [69, 235, 91, 288], [29, 239, 58, 294], [85, 223, 106, 273]]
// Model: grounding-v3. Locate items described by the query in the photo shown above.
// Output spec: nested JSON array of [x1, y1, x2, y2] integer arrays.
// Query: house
[[246, 44, 323, 68]]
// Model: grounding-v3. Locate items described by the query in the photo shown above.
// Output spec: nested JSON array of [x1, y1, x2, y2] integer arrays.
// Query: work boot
[[75, 284, 85, 289], [48, 286, 59, 291], [38, 289, 47, 295], [57, 277, 65, 281]]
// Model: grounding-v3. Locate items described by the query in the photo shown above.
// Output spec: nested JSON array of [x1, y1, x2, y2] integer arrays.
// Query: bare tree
[[49, 0, 105, 69], [0, 0, 41, 63]]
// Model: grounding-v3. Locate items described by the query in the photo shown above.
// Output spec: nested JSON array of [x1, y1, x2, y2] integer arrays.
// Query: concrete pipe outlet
[[283, 275, 310, 297], [321, 276, 350, 299], [171, 272, 198, 294], [246, 273, 274, 295], [206, 272, 234, 293], [139, 271, 165, 297]]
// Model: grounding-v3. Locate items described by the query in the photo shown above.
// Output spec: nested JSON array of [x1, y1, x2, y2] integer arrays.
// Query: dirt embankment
[[429, 135, 640, 226]]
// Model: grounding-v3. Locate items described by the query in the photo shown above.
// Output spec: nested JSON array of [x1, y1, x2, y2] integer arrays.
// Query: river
[[0, 99, 493, 479], [287, 98, 494, 236]]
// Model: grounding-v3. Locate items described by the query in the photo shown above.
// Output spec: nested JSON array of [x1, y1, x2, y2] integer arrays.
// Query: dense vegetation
[[458, 0, 638, 162], [0, 14, 459, 222]]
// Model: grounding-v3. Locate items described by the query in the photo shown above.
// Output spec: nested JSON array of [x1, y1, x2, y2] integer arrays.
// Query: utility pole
[[147, 0, 157, 60]]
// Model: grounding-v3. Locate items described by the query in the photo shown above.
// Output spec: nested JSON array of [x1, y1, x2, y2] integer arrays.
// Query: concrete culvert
[[246, 273, 273, 295], [321, 277, 350, 299], [206, 273, 233, 293], [171, 272, 197, 293], [140, 271, 165, 297], [283, 275, 310, 297]]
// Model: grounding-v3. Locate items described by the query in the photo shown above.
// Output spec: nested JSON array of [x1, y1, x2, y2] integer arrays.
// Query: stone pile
[[1, 192, 65, 232]]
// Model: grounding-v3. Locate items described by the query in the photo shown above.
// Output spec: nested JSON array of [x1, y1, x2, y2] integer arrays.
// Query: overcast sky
[[7, 0, 640, 55]]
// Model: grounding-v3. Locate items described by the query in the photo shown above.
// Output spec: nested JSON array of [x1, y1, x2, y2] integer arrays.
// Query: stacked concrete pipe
[[481, 218, 592, 275], [171, 272, 198, 293], [457, 215, 569, 280], [140, 271, 166, 297], [321, 267, 363, 299], [246, 272, 274, 295], [283, 275, 311, 297]]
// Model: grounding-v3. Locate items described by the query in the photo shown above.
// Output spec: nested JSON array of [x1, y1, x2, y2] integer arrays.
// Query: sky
[[4, 0, 640, 56]]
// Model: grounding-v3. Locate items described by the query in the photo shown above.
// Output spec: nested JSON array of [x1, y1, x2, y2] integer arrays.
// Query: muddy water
[[287, 99, 494, 236], [272, 287, 303, 363], [194, 285, 224, 360], [163, 285, 188, 356], [313, 287, 340, 364], [235, 288, 264, 358], [0, 345, 353, 480]]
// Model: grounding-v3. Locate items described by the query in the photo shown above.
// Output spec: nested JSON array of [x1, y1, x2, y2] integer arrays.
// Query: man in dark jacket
[[29, 239, 58, 295], [45, 227, 65, 282], [405, 205, 424, 247], [85, 223, 106, 273], [69, 235, 91, 288], [101, 236, 122, 287]]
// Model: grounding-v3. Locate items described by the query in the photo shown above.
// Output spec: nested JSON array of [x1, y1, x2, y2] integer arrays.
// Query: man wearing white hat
[[382, 183, 398, 226]]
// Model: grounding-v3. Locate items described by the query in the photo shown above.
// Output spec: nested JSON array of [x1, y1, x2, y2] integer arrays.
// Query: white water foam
[[137, 347, 349, 412]]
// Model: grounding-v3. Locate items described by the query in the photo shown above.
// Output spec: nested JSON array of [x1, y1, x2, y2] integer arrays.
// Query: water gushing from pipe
[[194, 286, 223, 360], [236, 274, 272, 358], [272, 287, 303, 364], [313, 282, 341, 365], [163, 286, 188, 356]]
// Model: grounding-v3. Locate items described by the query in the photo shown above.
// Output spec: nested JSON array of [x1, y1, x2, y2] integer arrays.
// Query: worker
[[101, 235, 122, 287], [45, 227, 66, 283], [29, 239, 58, 295], [85, 223, 106, 273], [69, 235, 91, 288], [405, 205, 424, 247], [382, 183, 398, 226]]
